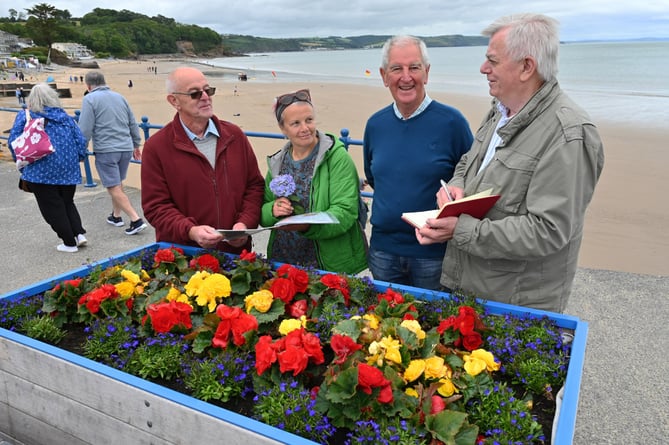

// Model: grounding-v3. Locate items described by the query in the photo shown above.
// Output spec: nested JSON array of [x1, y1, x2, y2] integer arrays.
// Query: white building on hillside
[[52, 42, 94, 60]]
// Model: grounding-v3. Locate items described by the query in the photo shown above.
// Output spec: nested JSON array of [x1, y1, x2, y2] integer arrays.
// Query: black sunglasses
[[276, 89, 311, 105], [172, 87, 216, 100], [274, 89, 312, 121]]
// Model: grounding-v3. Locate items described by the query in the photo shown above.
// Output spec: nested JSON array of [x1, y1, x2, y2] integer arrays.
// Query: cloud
[[9, 1, 669, 41]]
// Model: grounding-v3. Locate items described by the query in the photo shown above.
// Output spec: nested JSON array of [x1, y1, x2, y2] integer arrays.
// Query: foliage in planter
[[0, 246, 572, 445]]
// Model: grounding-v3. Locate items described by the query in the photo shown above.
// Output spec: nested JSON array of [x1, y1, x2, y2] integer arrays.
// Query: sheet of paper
[[216, 212, 339, 239]]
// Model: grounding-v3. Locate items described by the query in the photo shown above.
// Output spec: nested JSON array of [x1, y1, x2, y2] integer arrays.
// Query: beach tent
[[46, 76, 54, 82]]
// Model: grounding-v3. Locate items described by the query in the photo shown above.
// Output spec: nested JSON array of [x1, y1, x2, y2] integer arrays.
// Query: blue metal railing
[[2, 106, 370, 197]]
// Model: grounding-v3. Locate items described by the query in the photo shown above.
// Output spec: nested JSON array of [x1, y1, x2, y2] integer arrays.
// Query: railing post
[[72, 110, 98, 187], [81, 155, 97, 187], [139, 116, 151, 141], [339, 128, 352, 151]]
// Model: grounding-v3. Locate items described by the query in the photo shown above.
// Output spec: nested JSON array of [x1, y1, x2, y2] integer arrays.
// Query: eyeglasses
[[276, 89, 311, 106], [171, 87, 216, 100]]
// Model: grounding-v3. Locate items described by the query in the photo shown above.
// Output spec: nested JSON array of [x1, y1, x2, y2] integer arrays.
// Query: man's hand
[[436, 185, 464, 208], [189, 225, 224, 249], [415, 216, 458, 245], [226, 222, 250, 248]]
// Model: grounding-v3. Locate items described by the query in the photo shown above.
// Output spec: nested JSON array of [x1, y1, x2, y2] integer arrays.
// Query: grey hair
[[26, 83, 62, 112], [84, 71, 107, 87], [380, 35, 430, 70], [482, 13, 560, 82]]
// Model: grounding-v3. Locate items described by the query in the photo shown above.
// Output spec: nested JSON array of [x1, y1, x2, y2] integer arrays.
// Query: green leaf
[[192, 330, 214, 354], [230, 270, 251, 295], [331, 318, 361, 339], [323, 366, 358, 404], [425, 409, 475, 445]]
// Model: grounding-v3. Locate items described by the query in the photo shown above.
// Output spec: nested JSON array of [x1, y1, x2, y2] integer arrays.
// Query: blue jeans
[[367, 247, 443, 291]]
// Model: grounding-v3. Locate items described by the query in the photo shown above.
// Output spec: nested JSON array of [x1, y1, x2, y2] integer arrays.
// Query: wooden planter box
[[0, 243, 588, 445]]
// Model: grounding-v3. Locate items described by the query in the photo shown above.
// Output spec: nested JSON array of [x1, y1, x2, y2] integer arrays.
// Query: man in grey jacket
[[415, 13, 605, 313], [79, 71, 147, 235]]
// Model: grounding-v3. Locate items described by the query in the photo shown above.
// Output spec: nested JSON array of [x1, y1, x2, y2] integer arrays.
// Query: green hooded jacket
[[261, 131, 368, 274]]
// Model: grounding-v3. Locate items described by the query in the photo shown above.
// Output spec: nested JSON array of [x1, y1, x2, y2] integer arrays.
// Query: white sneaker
[[76, 234, 88, 247], [57, 244, 78, 253]]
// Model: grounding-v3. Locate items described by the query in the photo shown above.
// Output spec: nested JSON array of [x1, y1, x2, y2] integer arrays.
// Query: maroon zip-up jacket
[[141, 113, 264, 254]]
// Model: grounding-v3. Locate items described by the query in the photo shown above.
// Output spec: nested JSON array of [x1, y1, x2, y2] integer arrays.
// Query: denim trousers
[[367, 246, 443, 291]]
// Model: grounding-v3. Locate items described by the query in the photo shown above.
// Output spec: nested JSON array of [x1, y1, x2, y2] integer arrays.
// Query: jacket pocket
[[487, 150, 538, 214]]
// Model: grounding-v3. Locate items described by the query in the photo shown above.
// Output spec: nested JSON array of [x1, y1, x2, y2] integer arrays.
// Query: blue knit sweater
[[363, 101, 473, 258]]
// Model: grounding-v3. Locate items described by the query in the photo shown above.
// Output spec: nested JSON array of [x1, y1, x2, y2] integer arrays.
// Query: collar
[[180, 117, 219, 141], [393, 94, 433, 120]]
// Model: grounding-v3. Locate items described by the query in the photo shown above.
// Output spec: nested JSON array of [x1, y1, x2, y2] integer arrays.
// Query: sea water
[[204, 41, 668, 130]]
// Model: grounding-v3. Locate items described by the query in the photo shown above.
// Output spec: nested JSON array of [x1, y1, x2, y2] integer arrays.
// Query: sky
[[8, 1, 669, 42]]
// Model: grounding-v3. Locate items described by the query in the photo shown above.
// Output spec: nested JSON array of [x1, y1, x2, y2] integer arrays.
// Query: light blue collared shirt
[[393, 94, 433, 120], [180, 117, 219, 140]]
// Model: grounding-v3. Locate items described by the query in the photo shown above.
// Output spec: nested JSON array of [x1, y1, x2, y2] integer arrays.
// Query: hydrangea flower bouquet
[[269, 174, 305, 214]]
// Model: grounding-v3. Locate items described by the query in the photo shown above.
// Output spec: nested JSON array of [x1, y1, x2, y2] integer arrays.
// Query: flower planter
[[0, 243, 588, 445]]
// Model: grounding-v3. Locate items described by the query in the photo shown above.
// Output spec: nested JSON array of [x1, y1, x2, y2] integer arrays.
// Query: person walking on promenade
[[141, 67, 265, 253], [363, 35, 474, 290], [8, 84, 89, 253], [261, 89, 367, 274], [78, 71, 147, 235], [416, 13, 605, 313]]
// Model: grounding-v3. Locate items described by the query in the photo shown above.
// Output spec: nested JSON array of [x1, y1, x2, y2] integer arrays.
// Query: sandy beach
[[1, 58, 667, 276]]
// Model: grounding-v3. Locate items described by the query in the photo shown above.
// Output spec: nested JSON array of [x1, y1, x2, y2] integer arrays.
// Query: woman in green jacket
[[261, 89, 367, 274]]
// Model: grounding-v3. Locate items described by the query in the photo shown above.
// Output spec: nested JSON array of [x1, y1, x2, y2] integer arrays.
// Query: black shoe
[[107, 213, 124, 227], [125, 218, 147, 235]]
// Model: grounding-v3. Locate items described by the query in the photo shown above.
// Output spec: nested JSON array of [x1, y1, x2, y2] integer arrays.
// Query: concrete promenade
[[1, 153, 667, 444]]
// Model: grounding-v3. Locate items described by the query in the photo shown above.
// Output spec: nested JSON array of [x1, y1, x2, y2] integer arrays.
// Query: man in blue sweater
[[363, 35, 473, 290]]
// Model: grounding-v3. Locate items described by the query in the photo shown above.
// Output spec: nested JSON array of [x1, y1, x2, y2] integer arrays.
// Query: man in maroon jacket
[[141, 67, 265, 253]]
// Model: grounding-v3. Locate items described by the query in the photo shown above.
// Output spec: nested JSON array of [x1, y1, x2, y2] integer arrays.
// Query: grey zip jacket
[[441, 80, 605, 313]]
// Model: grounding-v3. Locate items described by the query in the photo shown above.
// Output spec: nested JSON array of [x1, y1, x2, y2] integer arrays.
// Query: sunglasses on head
[[172, 86, 216, 100], [276, 89, 311, 105]]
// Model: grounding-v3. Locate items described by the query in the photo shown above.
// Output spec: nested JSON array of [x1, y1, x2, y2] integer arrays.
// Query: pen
[[440, 179, 453, 202]]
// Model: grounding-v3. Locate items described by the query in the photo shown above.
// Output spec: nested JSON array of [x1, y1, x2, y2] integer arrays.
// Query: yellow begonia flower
[[473, 349, 500, 372], [166, 287, 191, 306], [437, 378, 458, 397], [244, 290, 274, 313], [115, 281, 135, 298], [166, 287, 182, 302], [463, 349, 500, 376], [279, 317, 306, 336], [424, 356, 448, 380], [403, 359, 426, 382], [184, 271, 209, 297], [189, 273, 231, 313], [379, 336, 402, 364], [363, 313, 380, 330], [141, 270, 151, 281], [405, 387, 419, 398], [121, 269, 141, 285], [367, 341, 383, 367], [400, 319, 426, 340]]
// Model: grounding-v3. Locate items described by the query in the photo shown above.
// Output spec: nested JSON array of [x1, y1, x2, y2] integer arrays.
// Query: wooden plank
[[1, 371, 174, 445], [0, 399, 87, 445], [0, 338, 290, 445]]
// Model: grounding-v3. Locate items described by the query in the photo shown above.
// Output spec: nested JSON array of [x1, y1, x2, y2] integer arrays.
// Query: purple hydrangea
[[269, 174, 296, 197]]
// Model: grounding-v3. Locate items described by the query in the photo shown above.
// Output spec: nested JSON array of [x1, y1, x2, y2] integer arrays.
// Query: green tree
[[24, 3, 71, 49]]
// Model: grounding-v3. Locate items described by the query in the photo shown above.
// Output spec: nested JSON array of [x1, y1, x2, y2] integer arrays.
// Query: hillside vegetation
[[1, 5, 487, 59]]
